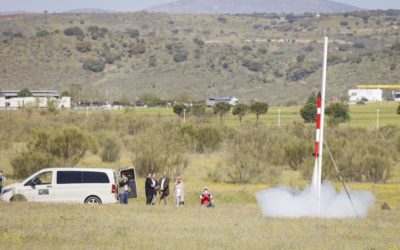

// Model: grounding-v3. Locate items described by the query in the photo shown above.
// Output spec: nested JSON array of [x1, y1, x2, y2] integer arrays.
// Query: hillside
[[0, 10, 400, 104], [146, 0, 361, 14]]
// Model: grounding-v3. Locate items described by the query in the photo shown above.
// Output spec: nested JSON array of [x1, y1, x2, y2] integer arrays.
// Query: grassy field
[[0, 102, 400, 249]]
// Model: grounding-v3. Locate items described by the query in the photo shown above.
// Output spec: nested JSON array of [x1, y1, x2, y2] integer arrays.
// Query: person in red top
[[200, 187, 214, 208]]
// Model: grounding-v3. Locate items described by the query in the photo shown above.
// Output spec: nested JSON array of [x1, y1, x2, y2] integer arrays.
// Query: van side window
[[57, 171, 82, 184], [83, 172, 109, 183]]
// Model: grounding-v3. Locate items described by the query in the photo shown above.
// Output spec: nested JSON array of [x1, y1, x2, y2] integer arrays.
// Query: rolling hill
[[0, 10, 399, 104], [146, 0, 361, 14]]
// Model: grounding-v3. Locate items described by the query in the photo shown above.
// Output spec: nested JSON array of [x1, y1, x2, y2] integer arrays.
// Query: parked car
[[0, 168, 118, 204]]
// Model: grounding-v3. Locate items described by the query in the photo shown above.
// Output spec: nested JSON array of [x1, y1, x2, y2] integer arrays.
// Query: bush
[[126, 29, 140, 38], [140, 93, 164, 107], [17, 88, 32, 97], [36, 29, 50, 37], [100, 136, 121, 163], [76, 41, 92, 52], [64, 26, 85, 38], [129, 124, 187, 177], [11, 127, 90, 178], [300, 93, 317, 123], [181, 125, 222, 153], [173, 103, 187, 116], [193, 38, 205, 48], [340, 21, 349, 26], [325, 102, 350, 124], [242, 45, 252, 52], [226, 127, 283, 183], [353, 42, 366, 49], [296, 54, 306, 63], [82, 59, 105, 73], [284, 140, 307, 170], [242, 59, 262, 72], [129, 40, 146, 55], [174, 51, 188, 63]]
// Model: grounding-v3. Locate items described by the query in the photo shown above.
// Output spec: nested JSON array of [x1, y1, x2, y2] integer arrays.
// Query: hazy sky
[[1, 0, 399, 12]]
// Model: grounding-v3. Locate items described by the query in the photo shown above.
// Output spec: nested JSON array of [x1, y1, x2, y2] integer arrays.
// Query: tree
[[64, 26, 85, 38], [82, 59, 105, 73], [232, 103, 249, 123], [173, 103, 187, 117], [325, 102, 350, 125], [140, 93, 163, 107], [250, 102, 269, 121], [300, 93, 317, 123], [17, 88, 32, 97], [191, 103, 206, 117], [213, 102, 231, 122]]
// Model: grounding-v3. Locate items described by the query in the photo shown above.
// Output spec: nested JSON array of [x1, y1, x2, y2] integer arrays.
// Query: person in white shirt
[[0, 170, 5, 195]]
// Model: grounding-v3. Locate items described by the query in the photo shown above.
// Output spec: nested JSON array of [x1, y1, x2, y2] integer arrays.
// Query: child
[[200, 187, 214, 208], [174, 177, 185, 207]]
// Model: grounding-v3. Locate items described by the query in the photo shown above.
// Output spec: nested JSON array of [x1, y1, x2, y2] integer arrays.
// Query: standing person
[[174, 176, 185, 207], [0, 170, 5, 195], [119, 173, 129, 204], [159, 172, 170, 205], [145, 173, 154, 206], [151, 173, 159, 205]]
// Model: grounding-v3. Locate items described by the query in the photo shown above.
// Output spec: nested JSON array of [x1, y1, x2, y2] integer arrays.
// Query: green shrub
[[36, 29, 50, 37], [300, 93, 317, 123], [76, 41, 92, 52], [250, 102, 268, 121], [129, 124, 187, 177], [174, 51, 188, 63], [125, 29, 140, 38], [173, 103, 187, 116], [242, 59, 262, 72], [17, 88, 32, 97], [325, 102, 350, 123], [82, 59, 105, 72], [232, 103, 249, 123], [193, 38, 205, 47], [129, 40, 146, 55], [64, 26, 85, 38], [284, 140, 307, 170], [100, 136, 121, 163]]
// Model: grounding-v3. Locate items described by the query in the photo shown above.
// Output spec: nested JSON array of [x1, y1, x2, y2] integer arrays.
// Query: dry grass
[[0, 188, 399, 249]]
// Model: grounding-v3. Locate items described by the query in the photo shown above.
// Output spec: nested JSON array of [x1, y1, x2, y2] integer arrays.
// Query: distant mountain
[[0, 11, 28, 16], [146, 0, 361, 14], [64, 8, 116, 14]]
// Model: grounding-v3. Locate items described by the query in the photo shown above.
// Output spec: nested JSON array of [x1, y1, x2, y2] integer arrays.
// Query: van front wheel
[[10, 194, 27, 202], [85, 196, 102, 204]]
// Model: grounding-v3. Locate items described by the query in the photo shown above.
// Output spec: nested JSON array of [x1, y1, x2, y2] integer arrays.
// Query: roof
[[1, 90, 60, 98]]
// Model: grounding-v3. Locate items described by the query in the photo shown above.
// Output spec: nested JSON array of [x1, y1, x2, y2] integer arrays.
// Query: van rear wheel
[[85, 196, 102, 204]]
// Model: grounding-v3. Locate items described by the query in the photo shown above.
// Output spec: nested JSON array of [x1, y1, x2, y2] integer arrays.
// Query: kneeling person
[[200, 187, 214, 208]]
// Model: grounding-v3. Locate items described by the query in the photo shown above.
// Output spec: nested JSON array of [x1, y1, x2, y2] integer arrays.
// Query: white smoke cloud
[[256, 182, 375, 218]]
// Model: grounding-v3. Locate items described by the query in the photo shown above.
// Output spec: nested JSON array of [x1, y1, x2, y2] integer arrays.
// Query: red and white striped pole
[[312, 36, 328, 214]]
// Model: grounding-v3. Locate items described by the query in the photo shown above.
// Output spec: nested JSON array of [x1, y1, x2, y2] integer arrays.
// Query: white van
[[0, 168, 118, 204]]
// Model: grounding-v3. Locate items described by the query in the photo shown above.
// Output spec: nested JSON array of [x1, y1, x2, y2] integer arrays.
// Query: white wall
[[348, 89, 382, 103], [0, 96, 71, 109]]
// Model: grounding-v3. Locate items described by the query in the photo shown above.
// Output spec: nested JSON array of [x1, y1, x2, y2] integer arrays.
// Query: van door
[[21, 171, 54, 202], [119, 168, 138, 198]]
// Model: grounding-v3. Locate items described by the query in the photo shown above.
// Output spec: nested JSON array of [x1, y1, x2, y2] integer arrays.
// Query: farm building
[[0, 90, 71, 109], [348, 89, 382, 104], [206, 97, 238, 107]]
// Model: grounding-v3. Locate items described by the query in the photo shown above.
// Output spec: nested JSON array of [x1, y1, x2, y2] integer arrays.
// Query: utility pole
[[278, 109, 281, 127], [376, 109, 380, 130], [183, 108, 186, 123]]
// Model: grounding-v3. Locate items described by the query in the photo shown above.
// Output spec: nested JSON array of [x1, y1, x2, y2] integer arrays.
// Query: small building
[[348, 89, 382, 104], [206, 97, 238, 107], [0, 90, 71, 109]]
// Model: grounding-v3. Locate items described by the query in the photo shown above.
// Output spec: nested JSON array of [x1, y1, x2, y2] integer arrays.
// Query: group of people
[[144, 172, 214, 208]]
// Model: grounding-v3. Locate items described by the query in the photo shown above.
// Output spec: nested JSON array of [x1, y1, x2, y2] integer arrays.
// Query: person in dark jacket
[[151, 173, 159, 205], [158, 172, 170, 205], [145, 173, 154, 205]]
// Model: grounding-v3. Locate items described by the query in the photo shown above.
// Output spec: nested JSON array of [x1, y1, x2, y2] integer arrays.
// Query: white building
[[206, 97, 239, 107], [0, 90, 71, 109], [348, 89, 382, 104]]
